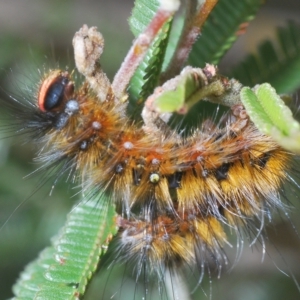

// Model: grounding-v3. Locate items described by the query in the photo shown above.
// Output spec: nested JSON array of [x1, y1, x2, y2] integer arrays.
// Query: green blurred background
[[0, 0, 300, 299]]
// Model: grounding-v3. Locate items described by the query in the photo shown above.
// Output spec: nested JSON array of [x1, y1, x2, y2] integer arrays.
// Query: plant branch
[[161, 0, 218, 81], [112, 0, 180, 100]]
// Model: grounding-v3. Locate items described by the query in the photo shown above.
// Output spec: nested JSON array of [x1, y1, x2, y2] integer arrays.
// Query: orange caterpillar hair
[[12, 64, 290, 281]]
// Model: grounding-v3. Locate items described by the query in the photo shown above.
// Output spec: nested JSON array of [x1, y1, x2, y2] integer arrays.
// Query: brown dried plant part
[[73, 1, 180, 106], [73, 25, 111, 102]]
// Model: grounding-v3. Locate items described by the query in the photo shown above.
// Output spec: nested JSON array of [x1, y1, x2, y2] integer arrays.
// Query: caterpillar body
[[11, 64, 291, 281], [1, 1, 299, 298]]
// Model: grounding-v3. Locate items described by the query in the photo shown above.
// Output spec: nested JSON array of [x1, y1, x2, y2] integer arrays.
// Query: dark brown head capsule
[[38, 70, 74, 112]]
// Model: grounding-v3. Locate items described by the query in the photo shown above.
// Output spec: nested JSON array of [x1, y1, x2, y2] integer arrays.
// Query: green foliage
[[129, 0, 159, 36], [128, 0, 172, 115], [241, 84, 300, 152], [128, 21, 172, 108], [151, 68, 200, 113], [2, 0, 300, 299], [189, 0, 263, 67], [12, 194, 117, 299], [232, 22, 300, 93]]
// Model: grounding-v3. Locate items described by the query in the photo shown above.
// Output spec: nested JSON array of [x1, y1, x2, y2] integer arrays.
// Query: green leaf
[[153, 69, 200, 113], [240, 86, 273, 134], [129, 0, 159, 37], [232, 22, 300, 93], [255, 84, 299, 135], [161, 15, 185, 72], [12, 193, 118, 300], [128, 21, 172, 102], [241, 83, 300, 152], [152, 66, 242, 114], [189, 0, 262, 67], [128, 0, 173, 115]]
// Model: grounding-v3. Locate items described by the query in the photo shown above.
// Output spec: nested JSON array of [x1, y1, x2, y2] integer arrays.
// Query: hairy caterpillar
[[1, 0, 300, 299], [18, 63, 291, 270]]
